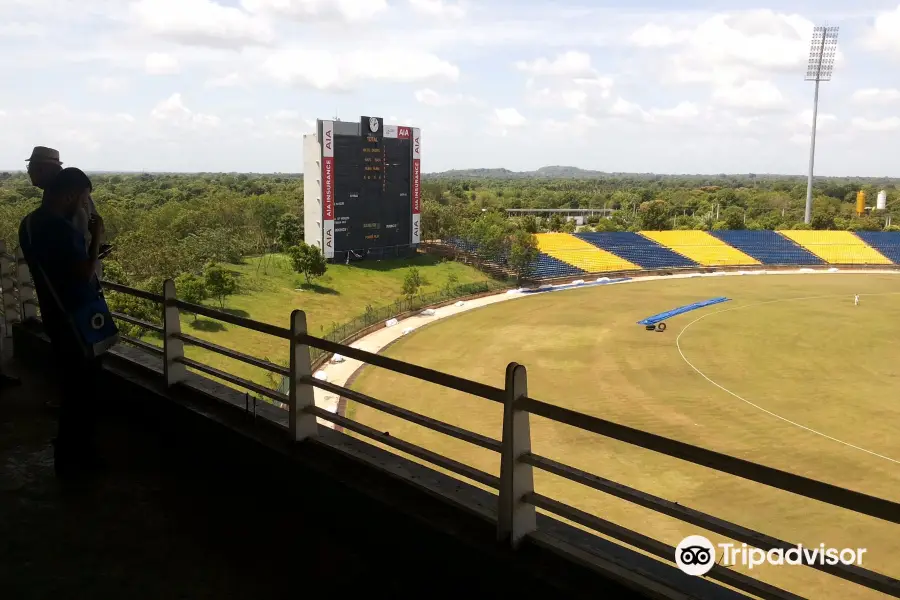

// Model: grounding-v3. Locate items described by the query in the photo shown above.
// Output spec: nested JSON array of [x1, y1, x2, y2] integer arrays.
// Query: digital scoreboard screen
[[332, 134, 412, 252]]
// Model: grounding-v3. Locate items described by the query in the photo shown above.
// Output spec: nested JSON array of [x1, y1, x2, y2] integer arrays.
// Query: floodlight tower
[[803, 25, 839, 224]]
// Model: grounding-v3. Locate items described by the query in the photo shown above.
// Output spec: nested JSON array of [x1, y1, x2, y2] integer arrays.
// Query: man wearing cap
[[26, 146, 102, 272]]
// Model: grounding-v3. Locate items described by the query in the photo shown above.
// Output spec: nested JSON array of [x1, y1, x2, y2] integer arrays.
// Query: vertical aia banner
[[411, 128, 421, 244], [322, 120, 335, 258]]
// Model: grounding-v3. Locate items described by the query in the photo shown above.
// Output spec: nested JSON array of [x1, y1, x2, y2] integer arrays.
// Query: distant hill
[[426, 166, 607, 179]]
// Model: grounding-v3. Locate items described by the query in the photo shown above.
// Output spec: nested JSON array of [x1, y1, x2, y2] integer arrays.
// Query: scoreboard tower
[[303, 116, 421, 262]]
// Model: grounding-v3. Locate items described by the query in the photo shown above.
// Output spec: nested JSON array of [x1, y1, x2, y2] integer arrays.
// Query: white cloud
[[712, 80, 786, 112], [150, 93, 220, 128], [414, 88, 481, 107], [515, 51, 596, 78], [608, 96, 644, 118], [145, 52, 180, 75], [868, 5, 900, 57], [0, 21, 44, 37], [88, 76, 128, 93], [241, 0, 387, 22], [798, 109, 836, 126], [648, 102, 700, 121], [206, 72, 243, 88], [408, 0, 465, 20], [638, 11, 835, 88], [132, 0, 274, 48], [263, 49, 459, 90], [262, 110, 315, 138], [527, 87, 589, 111], [494, 107, 526, 127], [852, 117, 900, 132], [267, 109, 301, 121], [629, 23, 688, 48], [851, 88, 900, 105]]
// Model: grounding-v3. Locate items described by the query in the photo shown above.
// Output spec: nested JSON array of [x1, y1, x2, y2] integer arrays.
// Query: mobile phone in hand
[[99, 243, 113, 259]]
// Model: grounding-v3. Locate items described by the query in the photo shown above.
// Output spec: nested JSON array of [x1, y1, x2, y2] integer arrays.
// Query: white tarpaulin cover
[[385, 318, 399, 327]]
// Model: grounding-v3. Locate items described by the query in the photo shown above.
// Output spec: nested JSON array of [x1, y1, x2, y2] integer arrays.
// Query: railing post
[[498, 362, 536, 547], [163, 279, 186, 386], [290, 309, 318, 441], [15, 248, 37, 321]]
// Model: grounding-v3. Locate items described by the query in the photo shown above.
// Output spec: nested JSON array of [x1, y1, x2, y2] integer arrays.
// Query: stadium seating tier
[[851, 232, 900, 264], [447, 231, 900, 279], [710, 230, 824, 266], [778, 231, 893, 265], [575, 232, 698, 269], [535, 233, 641, 273], [638, 231, 761, 267]]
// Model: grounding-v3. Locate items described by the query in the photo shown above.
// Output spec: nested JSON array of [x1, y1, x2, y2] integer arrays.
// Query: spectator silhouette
[[19, 167, 108, 476]]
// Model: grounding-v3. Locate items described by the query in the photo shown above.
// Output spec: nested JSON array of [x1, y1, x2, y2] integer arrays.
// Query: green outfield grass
[[349, 273, 900, 599], [150, 253, 496, 391]]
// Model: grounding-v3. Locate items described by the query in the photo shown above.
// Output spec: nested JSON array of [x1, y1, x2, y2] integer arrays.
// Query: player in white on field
[[854, 294, 860, 306]]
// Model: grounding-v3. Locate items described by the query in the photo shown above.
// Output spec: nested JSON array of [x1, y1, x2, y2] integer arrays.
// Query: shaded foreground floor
[[0, 362, 349, 599], [0, 359, 573, 600]]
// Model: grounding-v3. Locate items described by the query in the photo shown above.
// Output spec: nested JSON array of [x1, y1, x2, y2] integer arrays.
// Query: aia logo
[[324, 129, 332, 151], [413, 136, 420, 156], [398, 127, 411, 139], [325, 228, 333, 248], [413, 221, 420, 237]]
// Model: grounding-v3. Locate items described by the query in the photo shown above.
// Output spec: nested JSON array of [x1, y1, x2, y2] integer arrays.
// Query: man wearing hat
[[18, 147, 104, 399], [26, 147, 103, 273]]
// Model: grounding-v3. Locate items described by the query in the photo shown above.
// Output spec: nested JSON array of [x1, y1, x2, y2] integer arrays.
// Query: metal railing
[[4, 260, 900, 599], [310, 279, 512, 364]]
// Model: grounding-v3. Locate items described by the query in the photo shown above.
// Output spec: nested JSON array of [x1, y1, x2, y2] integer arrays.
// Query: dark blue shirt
[[18, 207, 99, 341]]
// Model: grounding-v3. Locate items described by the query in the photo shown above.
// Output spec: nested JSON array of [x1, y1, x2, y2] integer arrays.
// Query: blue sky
[[2, 0, 900, 175]]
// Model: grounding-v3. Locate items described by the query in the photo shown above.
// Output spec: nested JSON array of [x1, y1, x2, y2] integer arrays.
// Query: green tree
[[275, 213, 304, 251], [175, 272, 208, 321], [722, 206, 745, 230], [508, 230, 539, 284], [639, 199, 671, 230], [521, 214, 539, 233], [444, 271, 460, 294], [204, 263, 238, 309], [287, 242, 328, 285], [548, 213, 564, 232], [466, 212, 509, 263], [402, 266, 424, 301]]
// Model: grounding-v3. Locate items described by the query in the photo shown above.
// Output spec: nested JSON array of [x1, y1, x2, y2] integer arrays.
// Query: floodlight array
[[805, 26, 839, 81]]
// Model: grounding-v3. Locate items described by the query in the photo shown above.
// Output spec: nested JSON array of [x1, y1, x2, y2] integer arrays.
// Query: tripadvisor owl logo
[[676, 535, 717, 575], [675, 535, 868, 576]]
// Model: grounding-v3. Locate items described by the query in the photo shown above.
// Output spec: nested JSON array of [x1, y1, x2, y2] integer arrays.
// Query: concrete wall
[[11, 322, 750, 600]]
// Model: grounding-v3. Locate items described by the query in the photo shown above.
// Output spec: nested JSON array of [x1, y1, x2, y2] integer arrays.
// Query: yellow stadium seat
[[639, 231, 760, 267], [778, 231, 892, 265], [535, 233, 640, 273]]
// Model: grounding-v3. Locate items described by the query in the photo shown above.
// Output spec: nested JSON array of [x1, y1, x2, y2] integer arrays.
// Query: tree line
[[3, 170, 899, 304]]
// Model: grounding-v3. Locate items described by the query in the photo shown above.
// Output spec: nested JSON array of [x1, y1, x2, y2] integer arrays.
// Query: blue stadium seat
[[575, 232, 697, 269], [853, 232, 900, 264], [531, 253, 586, 278], [709, 230, 824, 266]]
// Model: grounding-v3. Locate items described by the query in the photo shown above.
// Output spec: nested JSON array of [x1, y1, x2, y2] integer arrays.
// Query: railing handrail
[[7, 270, 897, 597], [94, 276, 900, 522]]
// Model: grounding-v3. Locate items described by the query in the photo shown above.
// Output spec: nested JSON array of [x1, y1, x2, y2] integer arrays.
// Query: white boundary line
[[675, 292, 900, 465]]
